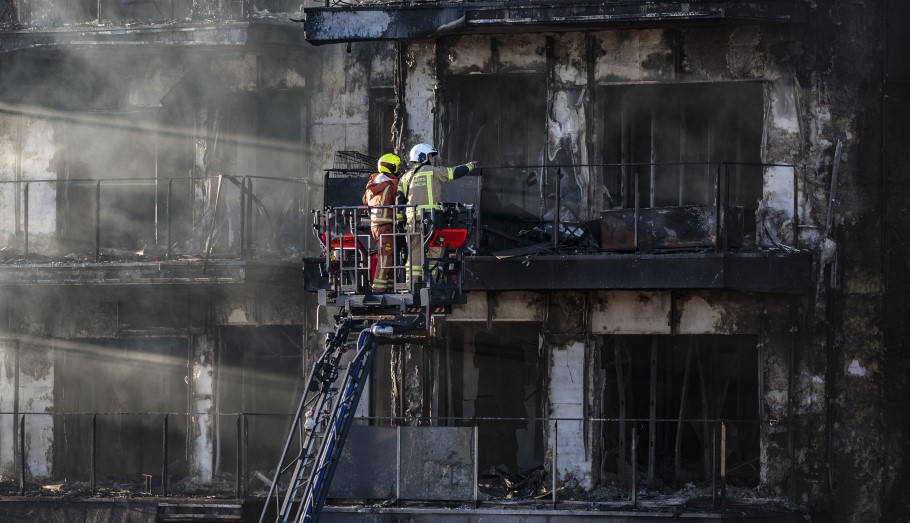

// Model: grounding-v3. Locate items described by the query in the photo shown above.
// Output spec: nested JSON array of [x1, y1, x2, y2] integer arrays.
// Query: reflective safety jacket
[[363, 172, 399, 224], [396, 162, 474, 218]]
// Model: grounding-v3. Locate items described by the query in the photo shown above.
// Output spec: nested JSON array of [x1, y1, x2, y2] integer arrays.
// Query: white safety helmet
[[409, 143, 438, 164]]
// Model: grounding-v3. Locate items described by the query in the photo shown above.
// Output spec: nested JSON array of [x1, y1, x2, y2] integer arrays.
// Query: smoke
[[0, 43, 318, 487], [0, 327, 304, 486], [0, 47, 317, 260]]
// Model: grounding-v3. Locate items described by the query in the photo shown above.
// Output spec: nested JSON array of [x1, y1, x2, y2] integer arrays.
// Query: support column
[[18, 341, 54, 481], [759, 309, 793, 496], [547, 338, 592, 491], [391, 344, 427, 425], [0, 339, 17, 476], [189, 334, 215, 483], [402, 40, 436, 144]]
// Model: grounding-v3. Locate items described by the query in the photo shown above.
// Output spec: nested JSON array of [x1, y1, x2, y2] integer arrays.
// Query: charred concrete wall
[[882, 3, 910, 517], [306, 2, 894, 518], [0, 0, 304, 27]]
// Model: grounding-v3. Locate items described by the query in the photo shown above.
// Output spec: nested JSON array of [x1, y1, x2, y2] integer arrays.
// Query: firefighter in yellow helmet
[[396, 143, 478, 284], [363, 153, 403, 294]]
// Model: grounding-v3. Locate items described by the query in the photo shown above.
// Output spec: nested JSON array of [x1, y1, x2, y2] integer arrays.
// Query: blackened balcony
[[323, 157, 814, 295], [0, 0, 308, 53], [303, 0, 810, 44], [0, 175, 308, 285], [0, 156, 813, 293]]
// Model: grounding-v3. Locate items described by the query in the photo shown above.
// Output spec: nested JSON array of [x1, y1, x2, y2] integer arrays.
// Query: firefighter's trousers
[[371, 223, 395, 293], [406, 220, 440, 283]]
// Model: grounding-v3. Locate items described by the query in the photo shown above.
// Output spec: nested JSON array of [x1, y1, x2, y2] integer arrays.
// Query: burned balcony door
[[599, 82, 763, 251], [441, 75, 547, 252], [53, 338, 188, 483], [252, 91, 307, 254], [445, 322, 545, 477], [368, 88, 395, 160], [600, 335, 759, 488], [57, 112, 158, 256], [218, 326, 303, 484]]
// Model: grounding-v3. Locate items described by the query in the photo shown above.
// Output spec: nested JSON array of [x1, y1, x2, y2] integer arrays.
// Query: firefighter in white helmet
[[396, 143, 478, 284]]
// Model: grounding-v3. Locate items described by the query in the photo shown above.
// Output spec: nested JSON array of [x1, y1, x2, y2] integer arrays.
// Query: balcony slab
[[463, 251, 813, 293], [304, 0, 809, 44], [0, 20, 307, 54]]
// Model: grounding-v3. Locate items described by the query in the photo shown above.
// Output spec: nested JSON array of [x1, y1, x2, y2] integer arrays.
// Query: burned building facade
[[0, 0, 908, 521]]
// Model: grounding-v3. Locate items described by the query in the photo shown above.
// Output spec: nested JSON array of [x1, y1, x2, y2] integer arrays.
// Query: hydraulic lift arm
[[259, 312, 423, 523], [265, 193, 474, 523]]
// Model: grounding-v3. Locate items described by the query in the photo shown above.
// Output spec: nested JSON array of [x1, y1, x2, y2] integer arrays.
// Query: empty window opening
[[599, 83, 763, 212], [599, 335, 759, 488], [53, 338, 188, 484], [218, 326, 303, 486], [442, 75, 547, 251], [368, 87, 395, 160], [57, 111, 158, 254], [446, 322, 546, 475]]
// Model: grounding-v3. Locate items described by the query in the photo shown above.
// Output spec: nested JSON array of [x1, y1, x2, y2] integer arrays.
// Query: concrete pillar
[[189, 334, 215, 483], [403, 40, 436, 144], [391, 344, 426, 425], [759, 78, 802, 247], [547, 338, 592, 490], [19, 341, 54, 480], [548, 33, 591, 220], [0, 339, 16, 477]]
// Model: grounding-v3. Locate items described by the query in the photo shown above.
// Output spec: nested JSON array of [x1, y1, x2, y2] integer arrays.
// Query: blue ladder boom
[[260, 312, 422, 523]]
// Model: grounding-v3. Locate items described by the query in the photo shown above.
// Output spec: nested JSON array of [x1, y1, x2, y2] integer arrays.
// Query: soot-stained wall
[[0, 0, 903, 519], [307, 4, 896, 517]]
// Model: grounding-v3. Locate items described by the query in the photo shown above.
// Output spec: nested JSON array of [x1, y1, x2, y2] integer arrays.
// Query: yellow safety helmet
[[378, 153, 401, 176]]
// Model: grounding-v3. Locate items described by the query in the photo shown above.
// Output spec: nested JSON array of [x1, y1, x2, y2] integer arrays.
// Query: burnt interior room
[[53, 337, 189, 484], [57, 111, 170, 254], [368, 87, 395, 159], [599, 82, 764, 214], [1, 52, 310, 259], [599, 334, 759, 488], [441, 75, 548, 253], [217, 325, 304, 483], [445, 322, 546, 475]]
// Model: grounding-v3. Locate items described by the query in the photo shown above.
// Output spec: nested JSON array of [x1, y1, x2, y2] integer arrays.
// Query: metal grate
[[333, 151, 375, 171], [324, 174, 371, 208]]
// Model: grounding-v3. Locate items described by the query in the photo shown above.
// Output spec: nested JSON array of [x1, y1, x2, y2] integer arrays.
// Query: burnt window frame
[[596, 81, 765, 212]]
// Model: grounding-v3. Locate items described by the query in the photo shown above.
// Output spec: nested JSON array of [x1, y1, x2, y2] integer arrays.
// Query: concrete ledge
[[463, 251, 813, 293], [0, 260, 301, 285], [0, 497, 808, 522], [321, 499, 806, 522], [304, 0, 809, 44], [0, 20, 307, 54]]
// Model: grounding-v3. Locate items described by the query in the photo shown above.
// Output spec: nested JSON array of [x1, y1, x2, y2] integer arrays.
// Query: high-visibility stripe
[[424, 171, 434, 206]]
